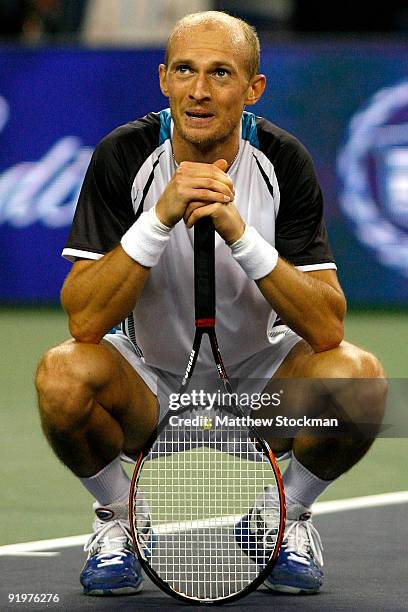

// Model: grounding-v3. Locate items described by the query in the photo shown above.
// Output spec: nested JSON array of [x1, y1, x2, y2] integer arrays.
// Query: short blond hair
[[164, 11, 260, 80]]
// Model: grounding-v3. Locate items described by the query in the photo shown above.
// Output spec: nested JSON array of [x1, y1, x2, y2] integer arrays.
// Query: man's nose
[[189, 73, 211, 101]]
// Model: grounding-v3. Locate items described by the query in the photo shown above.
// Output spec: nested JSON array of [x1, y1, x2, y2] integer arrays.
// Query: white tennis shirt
[[63, 110, 336, 374]]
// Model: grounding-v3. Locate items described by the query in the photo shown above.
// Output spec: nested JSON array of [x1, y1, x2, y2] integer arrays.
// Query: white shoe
[[235, 486, 324, 594], [80, 500, 147, 596], [264, 501, 324, 594]]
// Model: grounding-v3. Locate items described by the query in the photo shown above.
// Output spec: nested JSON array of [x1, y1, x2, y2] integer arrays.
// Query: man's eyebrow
[[170, 58, 236, 70], [210, 60, 235, 69], [170, 58, 193, 65]]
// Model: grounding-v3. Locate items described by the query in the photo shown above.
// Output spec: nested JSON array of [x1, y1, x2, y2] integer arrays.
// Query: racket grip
[[194, 217, 215, 324]]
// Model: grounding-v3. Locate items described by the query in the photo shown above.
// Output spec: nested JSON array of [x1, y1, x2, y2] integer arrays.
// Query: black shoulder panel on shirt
[[64, 113, 161, 258], [254, 116, 336, 268], [99, 113, 161, 183]]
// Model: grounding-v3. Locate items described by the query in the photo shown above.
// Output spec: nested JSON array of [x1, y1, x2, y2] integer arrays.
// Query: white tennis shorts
[[105, 328, 301, 463], [104, 328, 302, 422]]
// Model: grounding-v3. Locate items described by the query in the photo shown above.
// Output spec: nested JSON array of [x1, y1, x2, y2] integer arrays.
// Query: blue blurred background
[[0, 1, 408, 305]]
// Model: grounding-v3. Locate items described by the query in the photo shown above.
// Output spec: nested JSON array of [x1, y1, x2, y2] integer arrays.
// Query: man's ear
[[159, 64, 169, 97], [245, 74, 266, 106]]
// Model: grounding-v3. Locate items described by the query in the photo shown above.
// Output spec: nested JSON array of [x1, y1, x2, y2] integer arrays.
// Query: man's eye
[[215, 68, 229, 77], [176, 65, 191, 74]]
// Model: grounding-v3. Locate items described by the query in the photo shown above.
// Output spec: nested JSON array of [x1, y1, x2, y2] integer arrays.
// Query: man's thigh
[[257, 339, 384, 453], [270, 338, 383, 379], [45, 338, 160, 455], [97, 339, 159, 454]]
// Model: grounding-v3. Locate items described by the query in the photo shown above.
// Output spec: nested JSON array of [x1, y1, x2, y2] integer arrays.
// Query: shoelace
[[84, 514, 153, 564], [84, 519, 132, 566], [281, 519, 324, 567], [258, 505, 323, 568]]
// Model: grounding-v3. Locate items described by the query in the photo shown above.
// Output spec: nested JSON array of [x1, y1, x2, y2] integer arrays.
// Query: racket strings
[[133, 408, 282, 601]]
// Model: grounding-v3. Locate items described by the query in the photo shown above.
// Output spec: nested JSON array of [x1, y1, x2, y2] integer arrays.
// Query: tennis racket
[[129, 217, 285, 604]]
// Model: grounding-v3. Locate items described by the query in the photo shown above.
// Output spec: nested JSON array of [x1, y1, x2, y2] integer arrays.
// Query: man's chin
[[179, 127, 228, 150]]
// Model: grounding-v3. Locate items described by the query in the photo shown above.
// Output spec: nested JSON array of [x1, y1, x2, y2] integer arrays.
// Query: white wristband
[[229, 225, 279, 280], [120, 206, 172, 267]]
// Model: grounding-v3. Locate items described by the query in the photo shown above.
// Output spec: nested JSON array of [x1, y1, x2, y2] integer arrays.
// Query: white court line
[[4, 552, 59, 557], [1, 490, 407, 556], [313, 491, 408, 515], [0, 535, 88, 557]]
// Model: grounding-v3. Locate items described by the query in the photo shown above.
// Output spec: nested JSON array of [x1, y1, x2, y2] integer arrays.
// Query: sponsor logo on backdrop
[[0, 95, 93, 228], [337, 80, 408, 278]]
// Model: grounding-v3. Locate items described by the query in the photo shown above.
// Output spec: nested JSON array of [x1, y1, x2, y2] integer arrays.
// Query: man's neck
[[172, 133, 240, 168]]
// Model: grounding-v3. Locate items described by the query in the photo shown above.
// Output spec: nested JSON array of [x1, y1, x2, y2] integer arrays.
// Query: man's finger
[[186, 177, 234, 199], [184, 199, 229, 223], [178, 160, 234, 191], [185, 203, 218, 228], [213, 159, 229, 172]]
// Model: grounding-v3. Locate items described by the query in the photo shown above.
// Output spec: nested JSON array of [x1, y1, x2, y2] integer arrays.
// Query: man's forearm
[[256, 258, 346, 353], [61, 245, 150, 344]]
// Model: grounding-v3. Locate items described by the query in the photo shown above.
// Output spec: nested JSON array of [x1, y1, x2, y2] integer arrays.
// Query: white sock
[[283, 454, 334, 510], [79, 455, 131, 506]]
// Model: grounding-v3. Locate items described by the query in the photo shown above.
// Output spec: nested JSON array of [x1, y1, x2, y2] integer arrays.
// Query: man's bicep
[[61, 258, 99, 303], [305, 269, 347, 322], [305, 268, 344, 296], [68, 258, 97, 277]]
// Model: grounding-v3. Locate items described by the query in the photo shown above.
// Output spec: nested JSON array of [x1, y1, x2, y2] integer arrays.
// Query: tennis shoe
[[80, 499, 154, 596], [264, 502, 324, 594], [235, 486, 324, 594]]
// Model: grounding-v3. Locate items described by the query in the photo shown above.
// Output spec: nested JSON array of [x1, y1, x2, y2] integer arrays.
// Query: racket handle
[[194, 217, 215, 325]]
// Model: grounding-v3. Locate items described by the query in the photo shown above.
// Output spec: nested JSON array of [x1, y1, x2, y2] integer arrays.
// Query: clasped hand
[[155, 159, 245, 244]]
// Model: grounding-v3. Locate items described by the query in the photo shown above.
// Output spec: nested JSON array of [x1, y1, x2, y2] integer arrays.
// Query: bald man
[[35, 10, 385, 597]]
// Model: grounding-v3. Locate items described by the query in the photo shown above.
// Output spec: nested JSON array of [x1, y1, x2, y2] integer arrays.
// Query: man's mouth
[[185, 110, 214, 119]]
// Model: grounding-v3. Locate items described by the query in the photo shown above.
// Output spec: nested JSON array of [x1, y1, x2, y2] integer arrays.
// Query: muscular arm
[[256, 263, 346, 353], [61, 246, 150, 344], [62, 160, 234, 344]]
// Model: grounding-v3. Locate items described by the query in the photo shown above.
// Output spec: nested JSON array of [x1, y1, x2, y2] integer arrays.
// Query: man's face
[[160, 24, 256, 151]]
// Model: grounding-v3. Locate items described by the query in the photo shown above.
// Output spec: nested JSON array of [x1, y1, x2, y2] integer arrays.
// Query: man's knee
[[285, 341, 387, 429], [348, 344, 385, 378], [35, 341, 108, 431], [303, 341, 384, 379], [316, 343, 387, 427]]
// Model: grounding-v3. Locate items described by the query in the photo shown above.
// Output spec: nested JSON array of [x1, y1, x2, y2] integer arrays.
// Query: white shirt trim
[[62, 248, 103, 262], [296, 262, 337, 272]]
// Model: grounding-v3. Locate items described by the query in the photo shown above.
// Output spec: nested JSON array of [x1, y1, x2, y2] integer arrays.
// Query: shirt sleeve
[[62, 133, 136, 261], [274, 137, 336, 270]]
